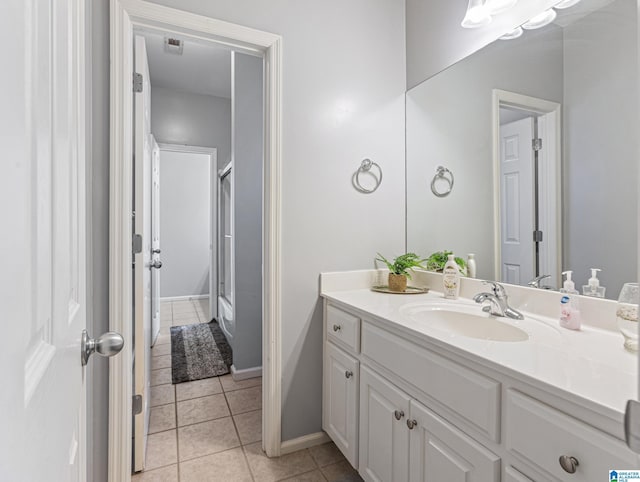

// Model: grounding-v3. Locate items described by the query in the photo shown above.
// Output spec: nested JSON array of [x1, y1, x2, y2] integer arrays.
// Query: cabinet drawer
[[326, 304, 360, 353], [506, 390, 637, 481], [361, 322, 500, 442]]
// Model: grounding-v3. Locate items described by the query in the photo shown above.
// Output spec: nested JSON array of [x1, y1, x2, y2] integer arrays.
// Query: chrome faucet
[[527, 274, 553, 290], [473, 281, 524, 320]]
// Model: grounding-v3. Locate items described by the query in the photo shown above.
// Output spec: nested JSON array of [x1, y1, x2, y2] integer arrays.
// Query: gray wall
[[158, 150, 211, 298], [88, 0, 109, 481], [143, 0, 407, 442], [151, 86, 231, 169], [406, 0, 560, 88], [562, 0, 638, 296], [232, 53, 264, 371], [406, 27, 564, 279]]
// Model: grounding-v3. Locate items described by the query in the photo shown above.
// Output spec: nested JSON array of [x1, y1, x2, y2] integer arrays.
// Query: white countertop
[[321, 285, 638, 416]]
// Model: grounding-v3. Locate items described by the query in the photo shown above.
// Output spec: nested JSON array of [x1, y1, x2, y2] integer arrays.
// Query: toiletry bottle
[[467, 253, 476, 278], [443, 254, 460, 299], [559, 270, 581, 330], [582, 268, 606, 298]]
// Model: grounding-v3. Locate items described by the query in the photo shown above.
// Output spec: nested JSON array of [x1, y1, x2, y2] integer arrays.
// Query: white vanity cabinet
[[322, 299, 639, 482]]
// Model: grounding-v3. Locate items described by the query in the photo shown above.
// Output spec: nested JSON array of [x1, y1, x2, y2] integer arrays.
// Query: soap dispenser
[[443, 254, 461, 300], [582, 268, 606, 298], [560, 270, 581, 330]]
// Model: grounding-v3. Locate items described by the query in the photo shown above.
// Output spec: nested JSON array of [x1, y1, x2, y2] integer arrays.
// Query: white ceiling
[[140, 30, 232, 99]]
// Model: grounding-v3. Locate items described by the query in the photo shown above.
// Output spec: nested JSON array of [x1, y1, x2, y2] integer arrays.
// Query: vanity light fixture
[[554, 0, 582, 9], [486, 0, 518, 15], [522, 8, 557, 29], [499, 26, 523, 40], [461, 0, 492, 28]]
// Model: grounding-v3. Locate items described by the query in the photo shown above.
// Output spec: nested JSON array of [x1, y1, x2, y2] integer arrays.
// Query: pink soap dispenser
[[559, 270, 581, 330]]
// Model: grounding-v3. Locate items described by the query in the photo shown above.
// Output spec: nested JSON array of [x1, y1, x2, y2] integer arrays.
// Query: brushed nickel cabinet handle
[[345, 370, 353, 379], [559, 455, 579, 474], [407, 419, 417, 429], [394, 410, 404, 420], [333, 324, 341, 332]]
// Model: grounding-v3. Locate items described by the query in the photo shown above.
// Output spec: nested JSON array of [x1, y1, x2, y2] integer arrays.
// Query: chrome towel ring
[[431, 166, 454, 197], [353, 158, 382, 194]]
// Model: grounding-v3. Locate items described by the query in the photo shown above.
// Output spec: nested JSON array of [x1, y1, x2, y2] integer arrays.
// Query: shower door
[[218, 164, 234, 342]]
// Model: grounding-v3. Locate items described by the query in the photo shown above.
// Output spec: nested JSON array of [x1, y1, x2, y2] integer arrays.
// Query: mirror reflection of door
[[500, 114, 535, 285], [495, 91, 562, 289]]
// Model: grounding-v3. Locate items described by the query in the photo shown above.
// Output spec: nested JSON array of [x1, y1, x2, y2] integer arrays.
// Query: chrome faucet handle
[[528, 274, 551, 288], [482, 280, 506, 298]]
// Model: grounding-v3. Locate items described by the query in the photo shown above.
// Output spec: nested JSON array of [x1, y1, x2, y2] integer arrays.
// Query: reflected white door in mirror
[[493, 89, 561, 289], [320, 270, 639, 481]]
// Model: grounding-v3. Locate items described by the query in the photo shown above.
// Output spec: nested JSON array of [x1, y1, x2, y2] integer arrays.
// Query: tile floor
[[134, 299, 362, 482]]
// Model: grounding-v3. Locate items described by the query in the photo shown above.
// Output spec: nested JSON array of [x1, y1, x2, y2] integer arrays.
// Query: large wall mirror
[[406, 0, 638, 299]]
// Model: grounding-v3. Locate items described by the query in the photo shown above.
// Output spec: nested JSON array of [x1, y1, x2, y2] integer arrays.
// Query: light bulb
[[486, 0, 518, 15], [522, 9, 557, 30], [554, 0, 582, 9], [461, 0, 492, 28], [499, 26, 523, 40]]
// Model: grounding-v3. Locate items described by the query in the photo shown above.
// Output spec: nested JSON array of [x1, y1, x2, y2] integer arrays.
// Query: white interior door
[[133, 34, 153, 472], [500, 117, 535, 285], [151, 137, 161, 344], [1, 0, 89, 479]]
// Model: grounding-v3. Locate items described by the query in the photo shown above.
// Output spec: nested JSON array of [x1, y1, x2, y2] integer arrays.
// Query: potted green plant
[[425, 250, 467, 276], [376, 252, 427, 292]]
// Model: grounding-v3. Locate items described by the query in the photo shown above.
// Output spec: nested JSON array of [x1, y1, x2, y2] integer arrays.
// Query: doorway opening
[[131, 28, 265, 475], [492, 89, 562, 289]]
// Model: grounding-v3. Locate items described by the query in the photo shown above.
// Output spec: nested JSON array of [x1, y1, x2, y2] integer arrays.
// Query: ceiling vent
[[164, 37, 183, 55]]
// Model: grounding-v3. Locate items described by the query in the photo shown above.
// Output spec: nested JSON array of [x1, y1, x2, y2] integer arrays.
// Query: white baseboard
[[160, 295, 209, 302], [230, 364, 262, 381], [280, 432, 331, 455]]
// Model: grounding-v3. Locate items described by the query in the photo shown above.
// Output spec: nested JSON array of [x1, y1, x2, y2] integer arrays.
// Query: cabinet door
[[359, 366, 411, 482], [409, 399, 500, 482], [324, 342, 359, 466]]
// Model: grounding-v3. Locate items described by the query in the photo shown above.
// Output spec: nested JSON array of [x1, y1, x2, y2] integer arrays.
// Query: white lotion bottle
[[467, 254, 476, 278], [443, 254, 461, 299], [559, 270, 581, 330], [582, 268, 606, 298]]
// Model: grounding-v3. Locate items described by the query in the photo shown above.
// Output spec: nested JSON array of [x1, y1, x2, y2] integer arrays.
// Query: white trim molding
[[231, 364, 263, 381], [109, 1, 283, 479], [159, 295, 209, 302], [491, 89, 562, 285], [280, 432, 331, 456]]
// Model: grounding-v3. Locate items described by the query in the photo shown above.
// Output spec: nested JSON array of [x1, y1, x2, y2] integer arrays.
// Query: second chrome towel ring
[[431, 166, 454, 198], [353, 158, 382, 194]]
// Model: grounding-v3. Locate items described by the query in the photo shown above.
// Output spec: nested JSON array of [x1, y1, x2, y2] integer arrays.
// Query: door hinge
[[533, 230, 543, 242], [133, 395, 143, 415], [532, 138, 543, 151], [133, 72, 143, 93], [133, 234, 143, 254]]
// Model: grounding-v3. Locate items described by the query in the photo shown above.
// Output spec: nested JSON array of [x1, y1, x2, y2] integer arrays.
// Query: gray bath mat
[[170, 320, 232, 384]]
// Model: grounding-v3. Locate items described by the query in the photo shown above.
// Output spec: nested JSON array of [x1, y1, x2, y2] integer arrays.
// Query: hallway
[[135, 300, 361, 481]]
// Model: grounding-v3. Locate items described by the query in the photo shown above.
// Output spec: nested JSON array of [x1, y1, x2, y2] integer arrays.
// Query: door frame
[[491, 89, 562, 285], [109, 1, 283, 479], [157, 143, 219, 320]]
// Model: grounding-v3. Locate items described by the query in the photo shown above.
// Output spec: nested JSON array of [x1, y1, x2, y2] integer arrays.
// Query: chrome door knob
[[81, 330, 124, 366], [559, 455, 579, 474], [150, 259, 163, 269], [152, 248, 161, 254]]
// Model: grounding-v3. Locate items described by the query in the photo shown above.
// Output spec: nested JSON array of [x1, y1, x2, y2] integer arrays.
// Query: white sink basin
[[400, 302, 539, 342]]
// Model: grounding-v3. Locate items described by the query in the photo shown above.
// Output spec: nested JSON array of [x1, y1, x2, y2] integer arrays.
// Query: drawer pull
[[394, 410, 405, 420], [333, 324, 342, 332], [559, 455, 579, 474], [345, 370, 353, 379], [407, 419, 417, 430]]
